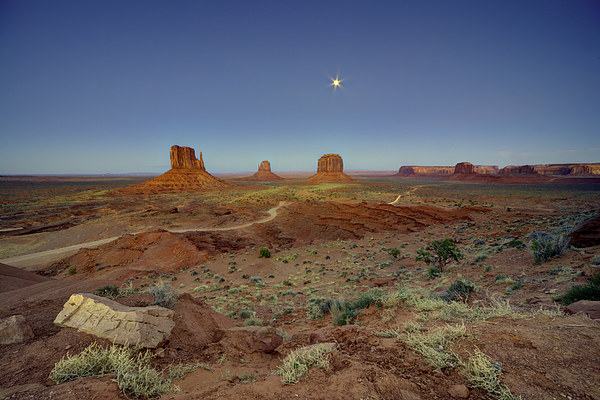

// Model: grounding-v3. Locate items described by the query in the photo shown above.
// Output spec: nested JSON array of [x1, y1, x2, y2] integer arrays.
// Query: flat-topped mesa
[[397, 166, 454, 176], [453, 162, 475, 175], [245, 160, 284, 181], [534, 163, 600, 176], [258, 160, 271, 172], [170, 145, 205, 170], [317, 153, 344, 173], [309, 154, 355, 182], [499, 165, 538, 176], [123, 145, 232, 193]]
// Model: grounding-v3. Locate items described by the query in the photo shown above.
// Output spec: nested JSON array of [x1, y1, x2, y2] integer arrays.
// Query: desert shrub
[[401, 324, 467, 369], [462, 348, 521, 400], [49, 343, 173, 398], [416, 239, 463, 271], [426, 266, 442, 279], [149, 281, 178, 309], [315, 289, 382, 325], [591, 255, 600, 265], [556, 273, 600, 305], [446, 278, 475, 302], [239, 309, 252, 318], [95, 285, 121, 299], [249, 276, 262, 283], [68, 265, 77, 275], [530, 233, 569, 264], [275, 344, 335, 384], [243, 316, 264, 326], [505, 239, 525, 250], [259, 247, 271, 258], [388, 248, 401, 258]]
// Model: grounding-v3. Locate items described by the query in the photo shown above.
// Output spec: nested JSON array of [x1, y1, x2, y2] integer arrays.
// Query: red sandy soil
[[1, 177, 599, 399]]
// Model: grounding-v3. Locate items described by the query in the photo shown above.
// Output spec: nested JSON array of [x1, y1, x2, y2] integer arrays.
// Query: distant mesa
[[499, 165, 538, 176], [396, 166, 453, 176], [534, 163, 600, 176], [453, 162, 475, 175], [124, 145, 232, 193], [242, 160, 284, 181], [308, 154, 355, 182]]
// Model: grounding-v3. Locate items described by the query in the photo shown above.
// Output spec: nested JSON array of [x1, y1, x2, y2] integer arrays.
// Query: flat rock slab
[[54, 293, 175, 348], [0, 315, 34, 344], [564, 300, 600, 320]]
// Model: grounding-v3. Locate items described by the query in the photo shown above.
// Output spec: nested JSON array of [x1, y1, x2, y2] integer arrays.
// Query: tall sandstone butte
[[308, 154, 355, 182], [244, 160, 284, 181], [125, 145, 231, 193], [453, 162, 476, 175]]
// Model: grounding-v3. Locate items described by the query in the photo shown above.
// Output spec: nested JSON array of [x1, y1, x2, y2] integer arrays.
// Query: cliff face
[[317, 154, 344, 172], [258, 160, 271, 172], [124, 145, 232, 193], [309, 154, 355, 182], [170, 145, 205, 170], [534, 164, 600, 176], [397, 166, 454, 176], [453, 162, 475, 175], [499, 165, 537, 176]]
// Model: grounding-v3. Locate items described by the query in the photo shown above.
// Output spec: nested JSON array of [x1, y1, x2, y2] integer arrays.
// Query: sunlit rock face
[[453, 162, 475, 175], [170, 145, 205, 170], [309, 154, 355, 182]]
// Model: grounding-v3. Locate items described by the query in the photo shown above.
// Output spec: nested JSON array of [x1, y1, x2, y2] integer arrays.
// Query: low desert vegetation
[[149, 281, 178, 309], [463, 348, 522, 400], [416, 239, 464, 272], [275, 343, 335, 384], [556, 272, 600, 305], [49, 343, 203, 398], [529, 231, 569, 264], [258, 247, 271, 258]]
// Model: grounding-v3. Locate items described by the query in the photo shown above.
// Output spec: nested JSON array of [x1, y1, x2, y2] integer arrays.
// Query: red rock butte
[[308, 154, 355, 183], [244, 160, 284, 181], [125, 145, 232, 192], [453, 162, 476, 175]]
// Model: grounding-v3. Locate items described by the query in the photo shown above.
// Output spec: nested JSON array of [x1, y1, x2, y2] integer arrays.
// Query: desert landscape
[[1, 145, 599, 400], [2, 1, 600, 399]]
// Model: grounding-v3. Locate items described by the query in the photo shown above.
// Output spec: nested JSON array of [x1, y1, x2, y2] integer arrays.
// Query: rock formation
[[125, 145, 232, 193], [474, 165, 499, 174], [243, 160, 284, 181], [534, 163, 600, 176], [0, 315, 34, 345], [54, 293, 175, 348], [453, 162, 475, 175], [396, 166, 454, 176], [499, 165, 538, 175], [308, 154, 355, 182]]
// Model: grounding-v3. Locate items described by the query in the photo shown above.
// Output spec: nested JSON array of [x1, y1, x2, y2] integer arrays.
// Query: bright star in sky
[[330, 75, 343, 90]]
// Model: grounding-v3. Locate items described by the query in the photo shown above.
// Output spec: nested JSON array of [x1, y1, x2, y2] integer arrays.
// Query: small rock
[[448, 384, 470, 398], [0, 315, 34, 345]]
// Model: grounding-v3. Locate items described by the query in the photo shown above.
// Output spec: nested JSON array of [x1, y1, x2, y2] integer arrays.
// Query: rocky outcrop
[[499, 165, 538, 175], [215, 326, 283, 353], [243, 160, 284, 181], [124, 145, 232, 193], [474, 165, 499, 174], [534, 163, 600, 176], [453, 162, 475, 175], [396, 166, 454, 176], [0, 315, 34, 344], [564, 300, 600, 319], [54, 293, 175, 348], [308, 154, 355, 182]]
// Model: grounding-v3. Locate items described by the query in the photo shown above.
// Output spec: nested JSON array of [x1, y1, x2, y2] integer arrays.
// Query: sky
[[1, 0, 599, 174]]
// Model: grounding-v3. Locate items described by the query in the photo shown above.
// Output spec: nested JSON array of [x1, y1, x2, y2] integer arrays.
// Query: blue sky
[[1, 0, 599, 173]]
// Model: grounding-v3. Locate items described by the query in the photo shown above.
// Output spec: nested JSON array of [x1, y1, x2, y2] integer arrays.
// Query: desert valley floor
[[1, 175, 599, 400]]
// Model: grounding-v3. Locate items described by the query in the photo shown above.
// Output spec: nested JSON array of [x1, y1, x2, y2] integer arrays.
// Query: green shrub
[[259, 247, 271, 258], [243, 316, 264, 326], [556, 273, 600, 305], [446, 278, 475, 301], [388, 248, 401, 258], [416, 239, 464, 271], [426, 267, 442, 280], [591, 255, 600, 265], [68, 265, 77, 275], [149, 281, 178, 309], [530, 233, 568, 264]]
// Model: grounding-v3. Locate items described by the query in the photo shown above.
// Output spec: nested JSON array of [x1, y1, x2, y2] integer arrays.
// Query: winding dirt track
[[0, 201, 288, 269]]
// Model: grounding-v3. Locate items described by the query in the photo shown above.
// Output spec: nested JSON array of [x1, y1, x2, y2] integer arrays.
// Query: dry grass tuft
[[275, 344, 335, 384], [462, 348, 522, 400]]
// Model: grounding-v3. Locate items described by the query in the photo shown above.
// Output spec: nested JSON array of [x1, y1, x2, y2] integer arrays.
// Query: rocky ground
[[0, 177, 599, 399]]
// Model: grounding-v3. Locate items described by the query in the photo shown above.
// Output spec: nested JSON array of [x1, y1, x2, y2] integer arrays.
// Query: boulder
[[54, 293, 175, 348], [214, 326, 283, 353], [564, 300, 600, 319], [0, 315, 34, 344], [453, 162, 475, 175]]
